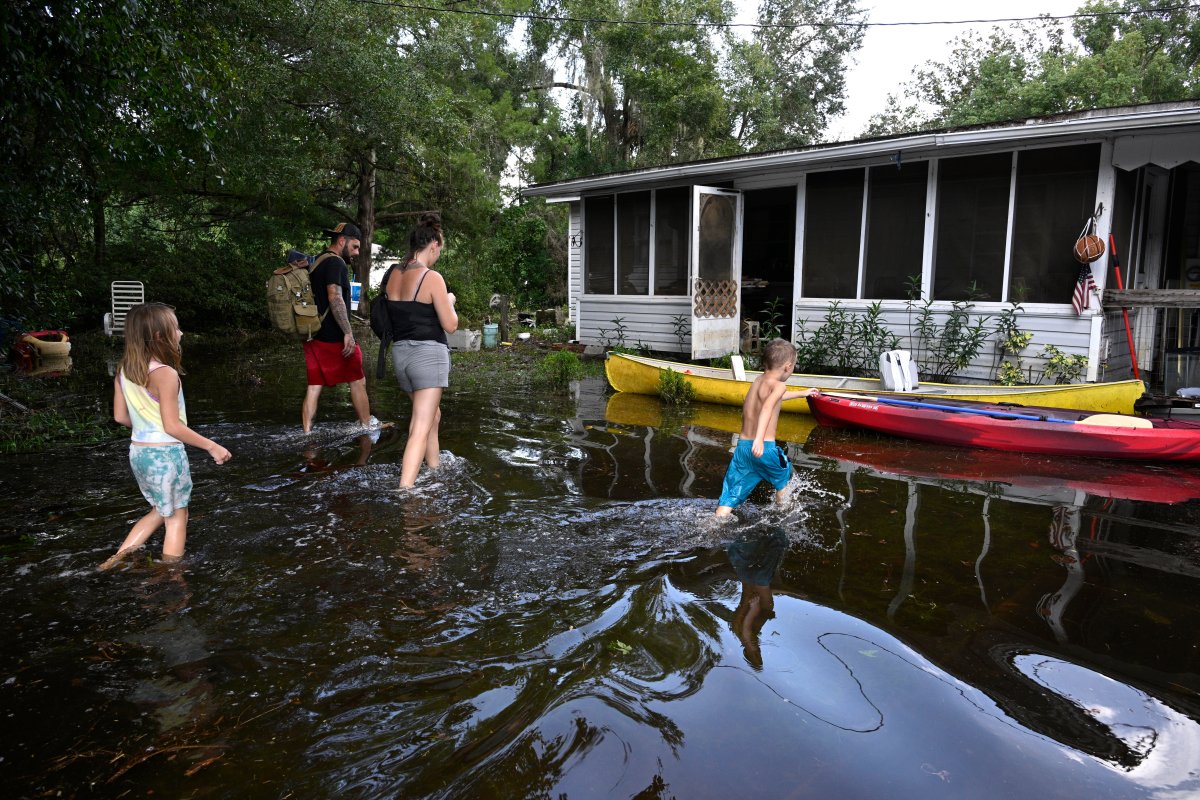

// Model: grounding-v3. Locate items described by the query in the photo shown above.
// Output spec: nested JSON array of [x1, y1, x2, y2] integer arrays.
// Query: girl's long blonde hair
[[118, 303, 184, 386]]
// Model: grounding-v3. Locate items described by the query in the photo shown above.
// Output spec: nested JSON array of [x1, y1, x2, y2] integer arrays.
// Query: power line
[[347, 0, 1200, 31]]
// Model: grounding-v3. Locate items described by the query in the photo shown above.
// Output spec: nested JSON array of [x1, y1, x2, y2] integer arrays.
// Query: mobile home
[[522, 102, 1200, 389]]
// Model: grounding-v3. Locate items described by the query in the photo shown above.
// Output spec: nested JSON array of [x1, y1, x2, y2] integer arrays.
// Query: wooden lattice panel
[[693, 278, 738, 318]]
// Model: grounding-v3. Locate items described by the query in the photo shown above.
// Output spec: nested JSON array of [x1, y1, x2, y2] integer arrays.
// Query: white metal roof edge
[[521, 105, 1200, 197]]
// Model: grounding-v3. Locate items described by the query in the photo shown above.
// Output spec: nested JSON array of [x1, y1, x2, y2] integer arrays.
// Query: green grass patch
[[0, 407, 122, 453], [534, 350, 584, 391]]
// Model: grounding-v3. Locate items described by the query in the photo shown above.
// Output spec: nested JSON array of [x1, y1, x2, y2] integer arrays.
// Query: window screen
[[697, 192, 736, 282], [803, 169, 863, 298], [933, 153, 1010, 301], [1010, 144, 1100, 303], [864, 162, 927, 299], [617, 192, 651, 295], [584, 195, 614, 294], [654, 187, 689, 295]]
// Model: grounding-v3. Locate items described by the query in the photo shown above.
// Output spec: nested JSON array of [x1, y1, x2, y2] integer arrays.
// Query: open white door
[[690, 186, 742, 359]]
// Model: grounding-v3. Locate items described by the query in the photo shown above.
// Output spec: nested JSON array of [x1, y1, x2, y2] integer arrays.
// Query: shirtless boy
[[715, 339, 815, 517]]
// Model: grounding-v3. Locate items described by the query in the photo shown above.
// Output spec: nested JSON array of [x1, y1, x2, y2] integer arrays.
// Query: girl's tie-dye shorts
[[129, 443, 192, 517]]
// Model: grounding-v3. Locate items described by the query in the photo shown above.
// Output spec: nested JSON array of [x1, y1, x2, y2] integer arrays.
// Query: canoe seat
[[879, 350, 919, 392], [730, 354, 746, 381], [1079, 414, 1153, 428]]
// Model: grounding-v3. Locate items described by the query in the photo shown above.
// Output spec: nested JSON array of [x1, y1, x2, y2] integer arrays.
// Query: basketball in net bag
[[1073, 234, 1105, 264]]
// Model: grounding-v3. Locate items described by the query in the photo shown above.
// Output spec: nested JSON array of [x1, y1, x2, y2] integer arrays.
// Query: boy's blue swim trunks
[[718, 439, 792, 509]]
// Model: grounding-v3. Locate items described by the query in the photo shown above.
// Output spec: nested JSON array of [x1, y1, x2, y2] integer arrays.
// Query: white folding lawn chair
[[104, 281, 144, 336]]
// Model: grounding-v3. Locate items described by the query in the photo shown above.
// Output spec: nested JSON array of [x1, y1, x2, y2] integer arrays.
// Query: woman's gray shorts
[[391, 340, 450, 392]]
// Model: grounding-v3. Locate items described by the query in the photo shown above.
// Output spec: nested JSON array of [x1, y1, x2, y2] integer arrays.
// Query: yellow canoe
[[605, 352, 1146, 415]]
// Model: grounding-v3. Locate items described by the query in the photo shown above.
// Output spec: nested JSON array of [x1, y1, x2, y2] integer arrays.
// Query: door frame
[[690, 186, 743, 359]]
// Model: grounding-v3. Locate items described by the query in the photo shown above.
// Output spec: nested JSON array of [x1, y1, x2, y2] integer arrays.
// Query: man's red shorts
[[303, 339, 365, 386]]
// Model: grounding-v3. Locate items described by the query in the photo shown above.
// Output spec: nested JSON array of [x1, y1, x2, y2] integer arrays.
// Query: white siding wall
[[579, 296, 693, 353], [567, 202, 582, 336], [794, 299, 1098, 383]]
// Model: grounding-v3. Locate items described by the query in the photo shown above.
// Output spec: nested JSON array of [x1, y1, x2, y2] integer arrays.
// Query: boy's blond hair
[[761, 338, 797, 371]]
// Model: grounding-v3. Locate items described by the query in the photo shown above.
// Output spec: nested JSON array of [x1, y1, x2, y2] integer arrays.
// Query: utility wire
[[347, 0, 1200, 30]]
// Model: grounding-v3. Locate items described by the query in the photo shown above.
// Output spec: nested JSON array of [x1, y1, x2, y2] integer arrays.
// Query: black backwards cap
[[324, 222, 362, 241]]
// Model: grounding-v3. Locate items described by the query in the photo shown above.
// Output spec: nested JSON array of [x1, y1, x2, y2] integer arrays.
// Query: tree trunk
[[91, 192, 107, 273], [355, 148, 376, 286], [356, 147, 377, 318], [84, 152, 106, 272]]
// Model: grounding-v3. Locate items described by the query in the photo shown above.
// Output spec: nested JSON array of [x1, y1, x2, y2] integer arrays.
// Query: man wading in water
[[301, 222, 381, 433]]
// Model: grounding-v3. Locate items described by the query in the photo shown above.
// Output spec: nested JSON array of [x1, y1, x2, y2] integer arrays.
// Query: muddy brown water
[[2, 339, 1199, 798]]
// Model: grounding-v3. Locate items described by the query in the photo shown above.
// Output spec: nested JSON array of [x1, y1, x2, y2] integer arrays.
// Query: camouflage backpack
[[266, 253, 332, 338]]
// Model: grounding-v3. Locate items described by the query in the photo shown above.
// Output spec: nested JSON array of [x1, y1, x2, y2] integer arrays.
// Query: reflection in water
[[887, 481, 920, 621], [101, 562, 228, 780], [14, 354, 73, 378], [300, 431, 376, 474], [1039, 506, 1087, 644], [1006, 649, 1200, 782], [3, 346, 1200, 798], [726, 526, 788, 668], [803, 425, 1200, 506], [124, 564, 211, 731]]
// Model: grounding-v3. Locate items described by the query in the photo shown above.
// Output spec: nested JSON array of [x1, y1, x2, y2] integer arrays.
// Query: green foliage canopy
[[1, 0, 868, 334], [865, 0, 1200, 137], [726, 0, 866, 150]]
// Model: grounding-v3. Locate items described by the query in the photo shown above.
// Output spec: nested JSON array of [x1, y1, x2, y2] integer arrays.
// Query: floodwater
[[3, 339, 1200, 799]]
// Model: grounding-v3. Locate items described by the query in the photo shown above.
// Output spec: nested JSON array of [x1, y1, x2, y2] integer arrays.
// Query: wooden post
[[499, 295, 510, 342]]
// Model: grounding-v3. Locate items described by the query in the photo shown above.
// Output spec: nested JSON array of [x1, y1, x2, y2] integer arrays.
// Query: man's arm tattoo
[[328, 292, 352, 336]]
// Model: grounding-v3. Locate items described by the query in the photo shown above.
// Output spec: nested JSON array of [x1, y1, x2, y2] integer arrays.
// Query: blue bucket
[[482, 323, 499, 348]]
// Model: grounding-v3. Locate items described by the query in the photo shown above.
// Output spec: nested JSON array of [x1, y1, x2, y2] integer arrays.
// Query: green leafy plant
[[1039, 345, 1088, 385], [671, 314, 690, 353], [997, 360, 1025, 386], [758, 297, 785, 342], [850, 302, 901, 373], [597, 316, 628, 350], [794, 301, 899, 376], [658, 367, 695, 405], [533, 350, 584, 390], [537, 324, 575, 344], [991, 298, 1034, 385], [905, 278, 991, 382]]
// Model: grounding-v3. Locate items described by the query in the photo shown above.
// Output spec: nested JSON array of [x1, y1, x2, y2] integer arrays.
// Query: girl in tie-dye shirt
[[100, 303, 232, 570]]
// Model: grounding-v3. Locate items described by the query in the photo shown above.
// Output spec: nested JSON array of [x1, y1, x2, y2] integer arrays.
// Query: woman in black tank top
[[384, 212, 458, 488]]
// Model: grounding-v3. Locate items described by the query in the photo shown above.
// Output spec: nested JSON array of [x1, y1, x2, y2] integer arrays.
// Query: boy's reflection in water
[[726, 526, 789, 670]]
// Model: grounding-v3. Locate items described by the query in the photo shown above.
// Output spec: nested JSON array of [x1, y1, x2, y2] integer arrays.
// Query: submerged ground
[[2, 335, 1199, 798]]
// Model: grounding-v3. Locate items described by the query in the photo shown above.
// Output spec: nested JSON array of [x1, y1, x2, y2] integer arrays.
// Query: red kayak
[[808, 391, 1200, 463], [804, 427, 1200, 504]]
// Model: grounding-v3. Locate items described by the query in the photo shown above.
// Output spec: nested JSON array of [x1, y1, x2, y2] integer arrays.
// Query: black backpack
[[369, 264, 396, 378]]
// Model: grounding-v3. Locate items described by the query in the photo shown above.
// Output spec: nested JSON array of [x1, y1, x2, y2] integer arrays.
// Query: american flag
[[1071, 264, 1098, 316], [1048, 505, 1077, 551]]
